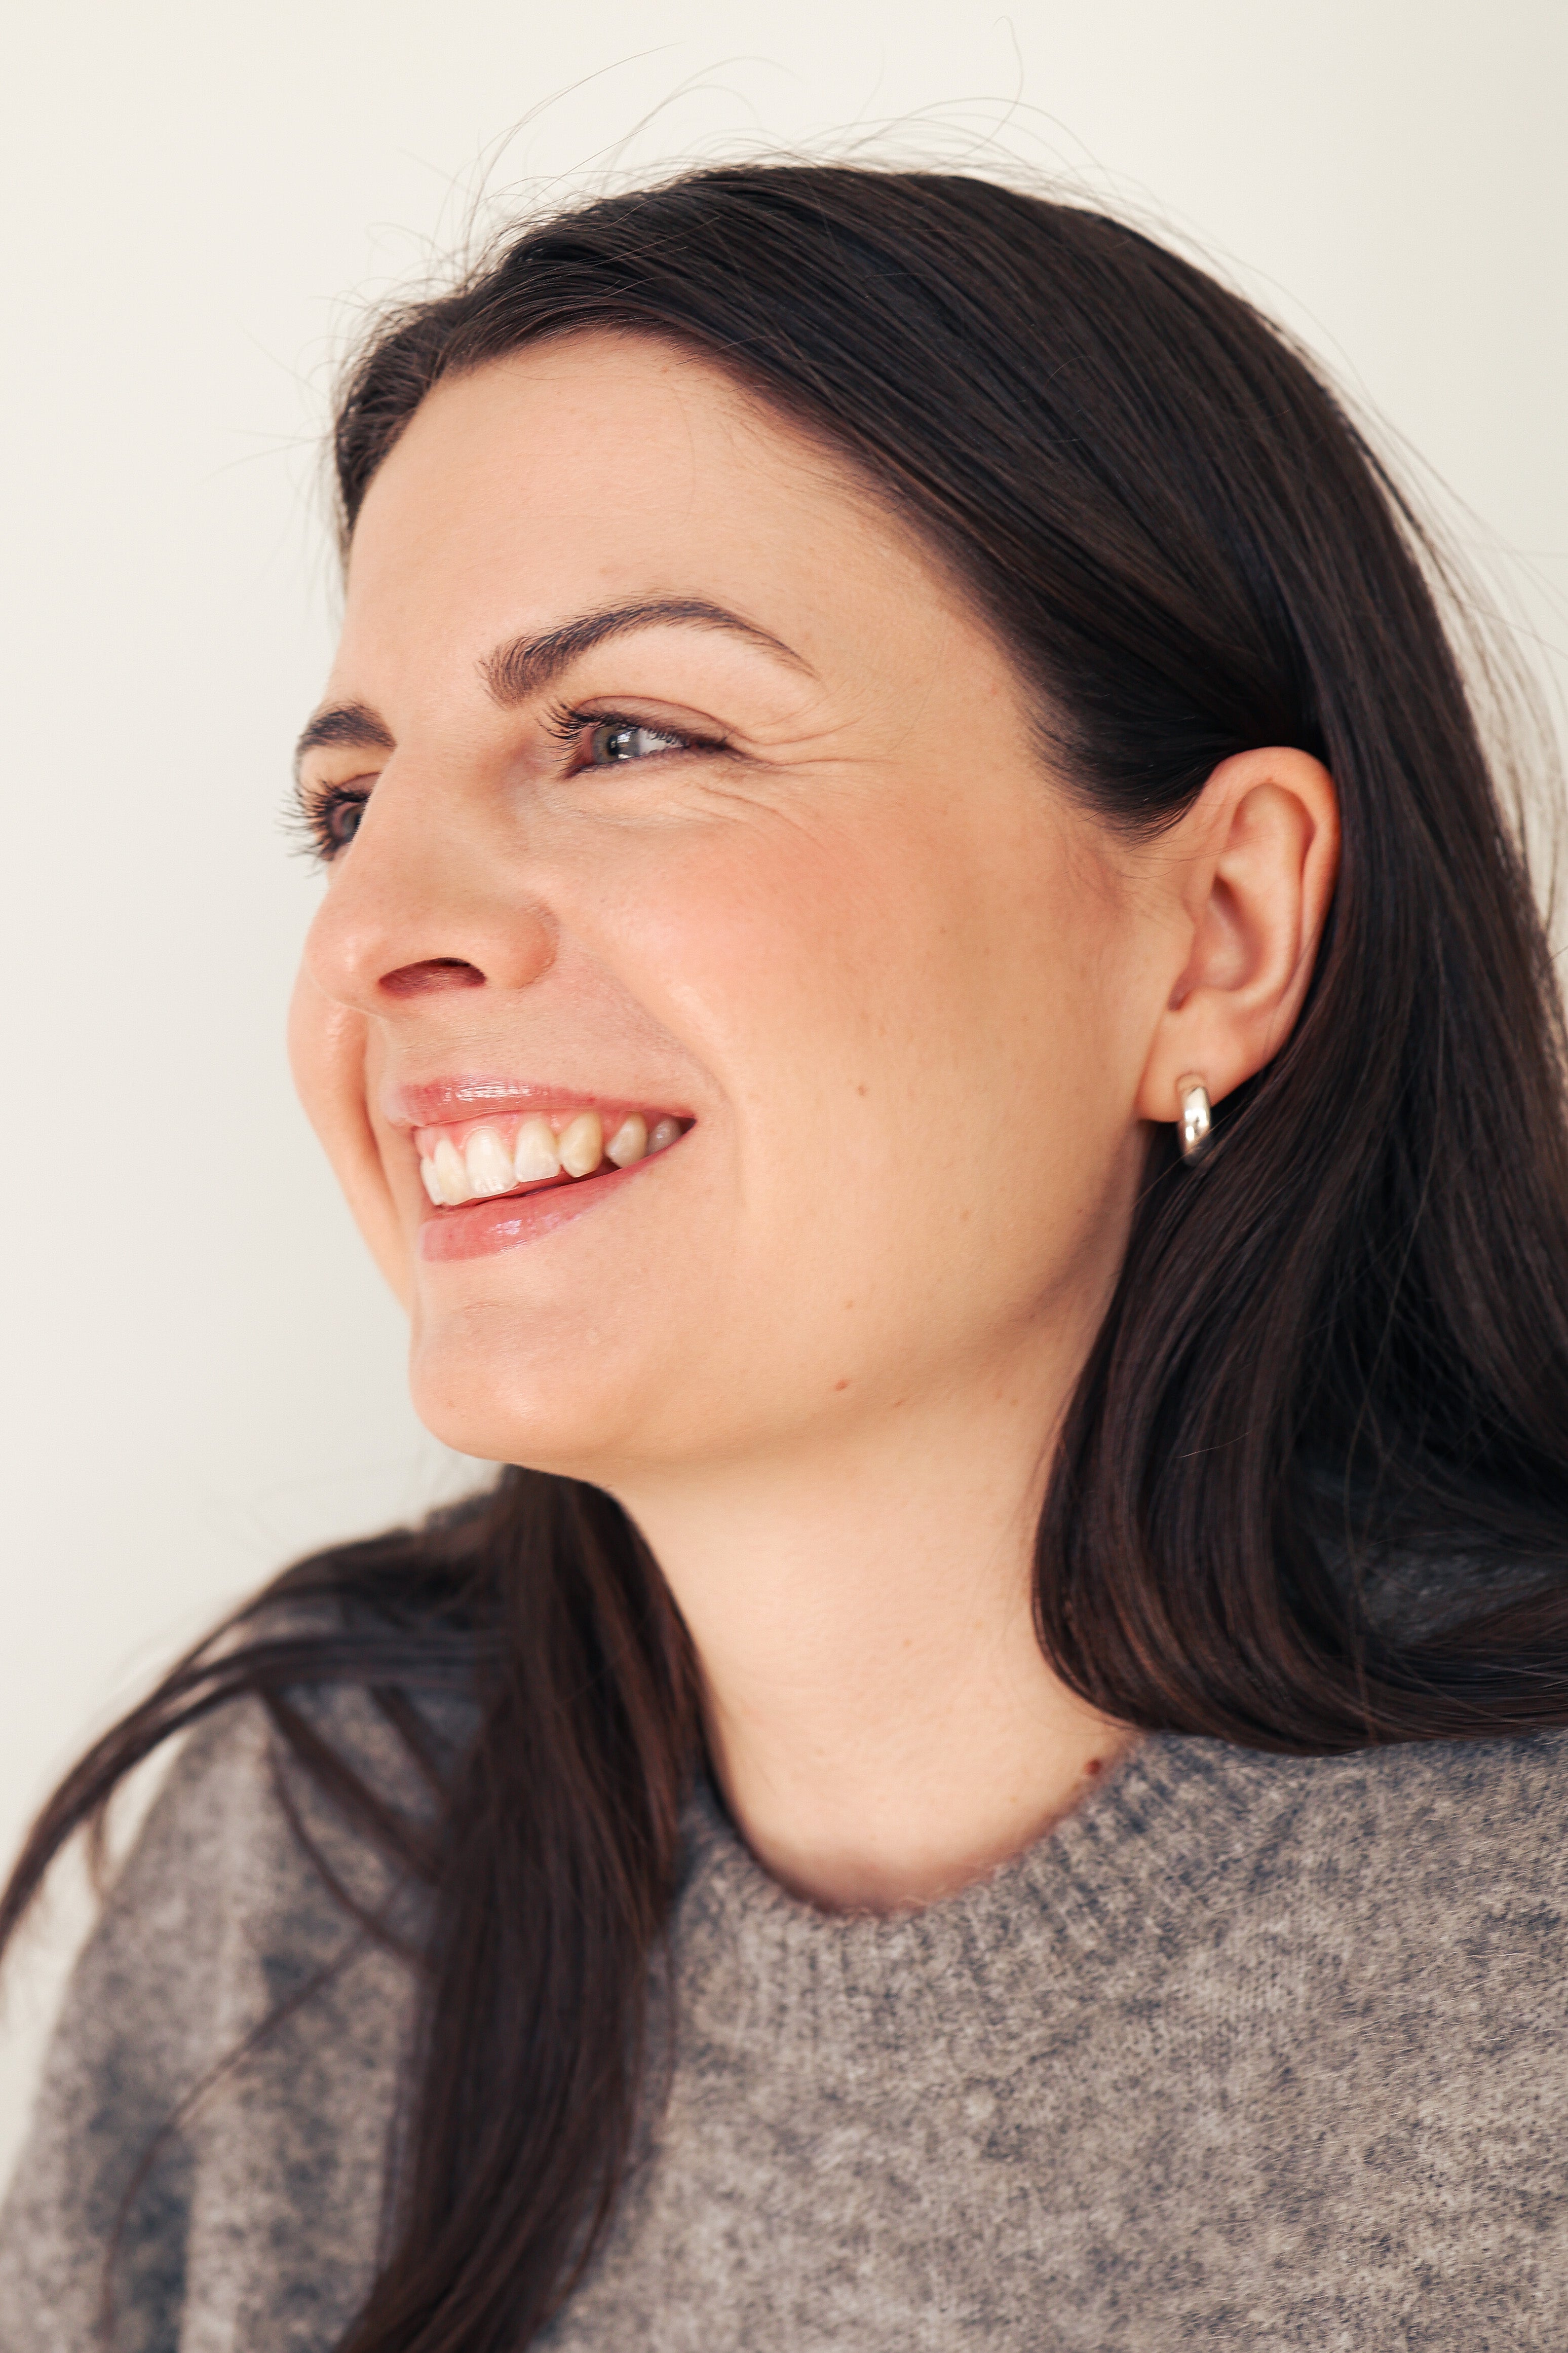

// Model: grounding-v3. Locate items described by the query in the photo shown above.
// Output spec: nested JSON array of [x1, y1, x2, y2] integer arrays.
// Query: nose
[[302, 755, 556, 1015]]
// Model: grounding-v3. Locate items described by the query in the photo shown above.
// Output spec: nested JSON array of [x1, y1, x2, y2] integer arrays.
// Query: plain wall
[[2, 0, 1564, 2178]]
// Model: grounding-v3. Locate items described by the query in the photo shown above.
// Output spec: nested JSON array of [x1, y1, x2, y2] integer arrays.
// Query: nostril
[[380, 957, 486, 998]]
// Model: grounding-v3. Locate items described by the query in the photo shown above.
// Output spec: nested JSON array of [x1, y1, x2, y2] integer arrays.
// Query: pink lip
[[418, 1157, 653, 1261], [385, 1074, 691, 1131], [387, 1074, 693, 1262]]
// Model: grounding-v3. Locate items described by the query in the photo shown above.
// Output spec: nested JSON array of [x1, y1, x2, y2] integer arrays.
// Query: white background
[[2, 0, 1564, 2177]]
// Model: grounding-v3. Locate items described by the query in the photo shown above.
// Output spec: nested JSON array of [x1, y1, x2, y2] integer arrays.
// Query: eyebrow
[[293, 600, 811, 778], [292, 700, 396, 781], [479, 597, 814, 706]]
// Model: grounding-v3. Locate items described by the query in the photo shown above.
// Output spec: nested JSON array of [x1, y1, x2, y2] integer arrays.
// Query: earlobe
[[1135, 746, 1340, 1132]]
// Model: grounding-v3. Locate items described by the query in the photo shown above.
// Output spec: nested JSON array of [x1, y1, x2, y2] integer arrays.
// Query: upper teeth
[[418, 1109, 682, 1207], [513, 1115, 560, 1182], [606, 1112, 647, 1168], [558, 1110, 604, 1179], [465, 1125, 515, 1197]]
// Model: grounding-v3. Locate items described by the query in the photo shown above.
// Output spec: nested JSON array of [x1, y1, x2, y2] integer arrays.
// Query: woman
[[4, 161, 1568, 2351]]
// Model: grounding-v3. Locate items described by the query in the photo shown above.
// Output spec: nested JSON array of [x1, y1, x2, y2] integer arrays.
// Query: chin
[[407, 1321, 661, 1480]]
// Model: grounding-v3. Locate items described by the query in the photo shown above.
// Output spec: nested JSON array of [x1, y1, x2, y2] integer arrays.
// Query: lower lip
[[417, 1157, 654, 1262]]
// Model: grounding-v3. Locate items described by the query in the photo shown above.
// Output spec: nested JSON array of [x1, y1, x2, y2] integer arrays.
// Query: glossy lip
[[385, 1074, 694, 1132], [417, 1153, 662, 1261], [396, 1074, 694, 1262]]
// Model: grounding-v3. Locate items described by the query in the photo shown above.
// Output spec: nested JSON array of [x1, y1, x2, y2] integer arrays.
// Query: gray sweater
[[3, 1688, 1567, 2351]]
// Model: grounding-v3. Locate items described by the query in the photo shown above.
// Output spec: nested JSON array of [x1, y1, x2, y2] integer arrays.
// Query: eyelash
[[540, 702, 724, 767], [292, 709, 723, 864], [290, 778, 370, 863]]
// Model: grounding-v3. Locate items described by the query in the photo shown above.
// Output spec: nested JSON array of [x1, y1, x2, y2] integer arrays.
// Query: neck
[[616, 1364, 1134, 1915]]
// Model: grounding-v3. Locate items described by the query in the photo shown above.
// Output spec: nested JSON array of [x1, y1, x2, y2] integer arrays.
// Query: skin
[[290, 332, 1339, 1912]]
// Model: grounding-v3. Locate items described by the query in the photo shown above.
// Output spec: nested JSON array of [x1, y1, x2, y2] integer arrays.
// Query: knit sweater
[[3, 1687, 1568, 2351]]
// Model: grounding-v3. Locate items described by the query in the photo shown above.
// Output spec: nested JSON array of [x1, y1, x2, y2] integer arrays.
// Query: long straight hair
[[7, 164, 1568, 2349]]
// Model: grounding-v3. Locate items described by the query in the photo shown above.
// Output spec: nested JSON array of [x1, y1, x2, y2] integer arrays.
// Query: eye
[[322, 790, 367, 848], [543, 702, 724, 775], [294, 780, 370, 861], [585, 719, 689, 766]]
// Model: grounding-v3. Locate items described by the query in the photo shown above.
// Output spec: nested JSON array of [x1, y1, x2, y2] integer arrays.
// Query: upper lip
[[383, 1074, 693, 1131]]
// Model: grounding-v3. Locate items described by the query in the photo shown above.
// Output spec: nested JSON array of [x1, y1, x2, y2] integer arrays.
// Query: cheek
[[386, 805, 1148, 1474], [617, 800, 1140, 1329], [632, 790, 1135, 1118], [287, 967, 408, 1301], [616, 811, 924, 1115]]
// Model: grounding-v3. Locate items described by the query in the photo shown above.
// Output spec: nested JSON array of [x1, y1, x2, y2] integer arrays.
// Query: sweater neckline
[[671, 1731, 1303, 2045]]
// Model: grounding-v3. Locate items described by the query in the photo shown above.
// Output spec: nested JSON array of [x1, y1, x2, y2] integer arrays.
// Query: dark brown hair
[[8, 163, 1568, 2349]]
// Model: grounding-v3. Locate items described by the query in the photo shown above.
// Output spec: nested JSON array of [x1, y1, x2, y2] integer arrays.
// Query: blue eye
[[587, 720, 686, 765]]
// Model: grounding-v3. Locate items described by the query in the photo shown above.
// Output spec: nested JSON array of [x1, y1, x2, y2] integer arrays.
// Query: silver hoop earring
[[1176, 1074, 1213, 1164]]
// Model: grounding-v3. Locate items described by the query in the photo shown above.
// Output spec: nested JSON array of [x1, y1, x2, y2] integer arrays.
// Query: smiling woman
[[5, 164, 1568, 2353]]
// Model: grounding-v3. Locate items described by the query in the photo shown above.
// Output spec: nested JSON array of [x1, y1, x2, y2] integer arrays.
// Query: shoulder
[[1230, 1725, 1568, 1880], [1165, 1728, 1568, 1992], [0, 1671, 447, 2349]]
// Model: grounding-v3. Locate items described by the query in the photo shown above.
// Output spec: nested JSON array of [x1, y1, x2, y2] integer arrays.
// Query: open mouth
[[414, 1105, 689, 1208]]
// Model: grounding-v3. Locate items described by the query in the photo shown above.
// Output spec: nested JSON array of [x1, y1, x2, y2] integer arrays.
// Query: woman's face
[[290, 333, 1163, 1480]]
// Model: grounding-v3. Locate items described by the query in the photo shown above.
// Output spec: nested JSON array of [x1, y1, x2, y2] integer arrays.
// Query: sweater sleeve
[[0, 1692, 420, 2353]]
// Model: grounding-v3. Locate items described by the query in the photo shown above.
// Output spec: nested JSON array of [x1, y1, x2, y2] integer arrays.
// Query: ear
[[1134, 746, 1340, 1126]]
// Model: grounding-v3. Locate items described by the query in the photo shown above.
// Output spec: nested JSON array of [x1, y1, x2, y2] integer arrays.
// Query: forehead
[[338, 331, 967, 673]]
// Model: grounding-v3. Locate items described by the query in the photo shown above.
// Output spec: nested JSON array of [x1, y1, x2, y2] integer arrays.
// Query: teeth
[[558, 1110, 604, 1179], [433, 1136, 471, 1206], [513, 1115, 562, 1182], [422, 1108, 681, 1205], [606, 1113, 647, 1168], [464, 1125, 515, 1198]]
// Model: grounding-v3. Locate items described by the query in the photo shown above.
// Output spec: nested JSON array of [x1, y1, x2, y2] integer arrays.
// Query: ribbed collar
[[670, 1734, 1322, 2055]]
